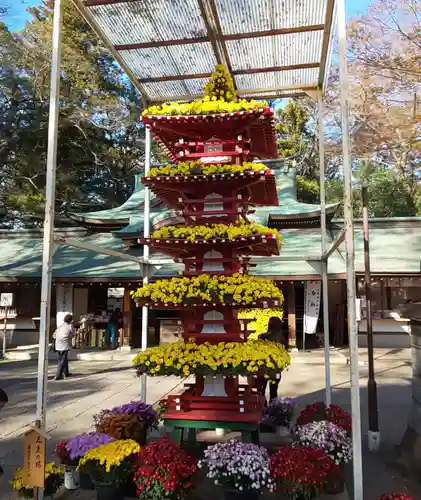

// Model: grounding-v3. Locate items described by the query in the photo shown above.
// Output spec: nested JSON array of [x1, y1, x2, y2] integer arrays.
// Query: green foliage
[[276, 101, 310, 157], [0, 0, 154, 227], [296, 176, 320, 204]]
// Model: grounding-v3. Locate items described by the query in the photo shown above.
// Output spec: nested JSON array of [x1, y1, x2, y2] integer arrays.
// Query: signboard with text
[[23, 429, 46, 488], [0, 293, 13, 308], [303, 281, 321, 334]]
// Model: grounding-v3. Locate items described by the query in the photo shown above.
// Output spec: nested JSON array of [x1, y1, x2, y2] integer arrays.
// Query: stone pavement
[[0, 358, 183, 500], [1, 348, 420, 499]]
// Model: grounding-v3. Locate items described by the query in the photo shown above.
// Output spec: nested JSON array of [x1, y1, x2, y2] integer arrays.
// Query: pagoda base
[[163, 404, 264, 446], [163, 386, 264, 445]]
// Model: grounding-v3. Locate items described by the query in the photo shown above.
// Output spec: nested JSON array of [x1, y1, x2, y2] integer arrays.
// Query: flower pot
[[64, 466, 80, 490], [223, 488, 260, 500], [80, 472, 95, 490], [93, 481, 121, 500]]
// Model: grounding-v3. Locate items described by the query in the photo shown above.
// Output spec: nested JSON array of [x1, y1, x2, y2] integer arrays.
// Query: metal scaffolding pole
[[362, 185, 380, 451], [35, 1, 63, 499], [140, 126, 151, 402], [337, 0, 364, 498], [318, 90, 331, 406]]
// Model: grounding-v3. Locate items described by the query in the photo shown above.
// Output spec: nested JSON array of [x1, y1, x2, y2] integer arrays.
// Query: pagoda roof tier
[[142, 108, 277, 161], [138, 233, 280, 259], [134, 299, 282, 310], [142, 170, 279, 209]]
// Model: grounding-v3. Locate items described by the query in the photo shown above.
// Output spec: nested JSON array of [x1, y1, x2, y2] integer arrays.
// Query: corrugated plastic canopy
[[75, 0, 335, 103]]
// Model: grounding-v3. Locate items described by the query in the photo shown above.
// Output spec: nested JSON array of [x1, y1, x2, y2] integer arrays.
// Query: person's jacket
[[260, 330, 288, 348], [53, 322, 75, 351]]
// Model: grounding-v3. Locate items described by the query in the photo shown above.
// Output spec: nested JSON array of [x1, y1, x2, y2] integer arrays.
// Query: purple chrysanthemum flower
[[198, 439, 273, 492], [93, 401, 157, 428], [66, 433, 115, 460], [261, 397, 296, 426], [294, 420, 353, 465]]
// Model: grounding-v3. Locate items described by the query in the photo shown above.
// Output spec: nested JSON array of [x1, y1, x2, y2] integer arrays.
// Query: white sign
[[355, 298, 362, 322], [0, 293, 13, 307], [304, 281, 321, 334], [56, 284, 73, 327]]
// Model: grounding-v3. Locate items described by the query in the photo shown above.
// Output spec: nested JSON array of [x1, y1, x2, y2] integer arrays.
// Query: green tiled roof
[[70, 166, 339, 233], [333, 219, 421, 274], [0, 236, 43, 278], [69, 174, 153, 224], [0, 220, 420, 279], [52, 233, 144, 279], [268, 167, 339, 219]]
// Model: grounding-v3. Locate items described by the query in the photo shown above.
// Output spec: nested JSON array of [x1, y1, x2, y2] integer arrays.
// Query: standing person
[[107, 307, 121, 349], [259, 317, 288, 404], [53, 314, 75, 381]]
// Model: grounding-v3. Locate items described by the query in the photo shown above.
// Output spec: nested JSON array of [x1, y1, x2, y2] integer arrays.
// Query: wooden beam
[[140, 72, 211, 83], [236, 62, 319, 75], [319, 0, 335, 88], [139, 63, 319, 83], [323, 228, 345, 260], [206, 0, 234, 77], [115, 37, 210, 51], [224, 24, 325, 41], [287, 282, 296, 346], [148, 84, 318, 103], [84, 0, 137, 5], [73, 0, 150, 106], [114, 25, 325, 52], [196, 0, 224, 67]]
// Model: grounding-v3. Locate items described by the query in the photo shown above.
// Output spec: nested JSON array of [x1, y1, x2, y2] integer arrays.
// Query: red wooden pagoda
[[137, 72, 283, 442]]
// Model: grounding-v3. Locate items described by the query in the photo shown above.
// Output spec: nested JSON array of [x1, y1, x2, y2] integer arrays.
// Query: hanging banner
[[304, 281, 321, 334], [56, 284, 73, 327]]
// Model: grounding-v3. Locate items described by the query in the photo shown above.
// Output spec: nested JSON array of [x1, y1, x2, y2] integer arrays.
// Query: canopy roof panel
[[75, 0, 335, 103]]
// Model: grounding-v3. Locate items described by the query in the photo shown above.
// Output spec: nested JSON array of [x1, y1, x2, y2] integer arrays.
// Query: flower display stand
[[135, 69, 286, 445]]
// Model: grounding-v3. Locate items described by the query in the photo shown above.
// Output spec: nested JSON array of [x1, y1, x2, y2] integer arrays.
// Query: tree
[[0, 0, 152, 227], [323, 0, 421, 216], [275, 100, 319, 179]]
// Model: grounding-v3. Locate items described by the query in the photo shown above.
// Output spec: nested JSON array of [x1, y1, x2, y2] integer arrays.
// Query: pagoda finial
[[204, 64, 237, 102]]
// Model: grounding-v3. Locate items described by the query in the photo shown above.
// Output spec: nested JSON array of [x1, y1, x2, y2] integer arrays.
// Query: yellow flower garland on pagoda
[[131, 274, 283, 306], [142, 65, 268, 116], [151, 221, 282, 246], [132, 340, 290, 378], [148, 161, 267, 178]]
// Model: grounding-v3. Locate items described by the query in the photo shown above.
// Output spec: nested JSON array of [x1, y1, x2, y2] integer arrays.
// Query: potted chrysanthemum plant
[[54, 440, 80, 490], [10, 462, 63, 499], [294, 420, 352, 493], [66, 433, 115, 490], [134, 437, 198, 500], [261, 397, 296, 436], [269, 445, 340, 500], [94, 401, 157, 445], [199, 440, 273, 500], [78, 439, 140, 500], [296, 402, 352, 435]]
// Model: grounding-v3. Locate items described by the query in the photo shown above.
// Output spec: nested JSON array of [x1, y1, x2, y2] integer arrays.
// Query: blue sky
[[4, 0, 372, 31]]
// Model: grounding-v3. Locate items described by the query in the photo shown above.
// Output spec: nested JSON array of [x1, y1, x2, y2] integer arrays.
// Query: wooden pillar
[[123, 287, 132, 349], [287, 282, 296, 347]]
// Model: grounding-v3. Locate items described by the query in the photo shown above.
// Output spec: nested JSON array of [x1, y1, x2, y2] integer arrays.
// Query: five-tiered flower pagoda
[[132, 66, 290, 443]]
